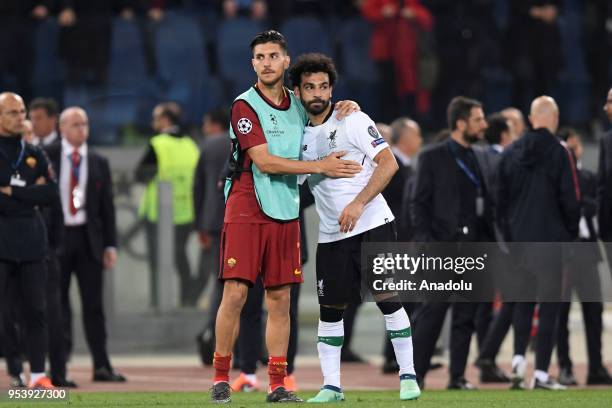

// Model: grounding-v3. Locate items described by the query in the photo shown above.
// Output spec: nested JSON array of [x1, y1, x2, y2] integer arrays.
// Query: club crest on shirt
[[237, 118, 252, 134], [368, 125, 380, 138], [26, 156, 37, 168], [328, 129, 337, 149], [303, 144, 308, 151], [317, 279, 324, 296], [227, 257, 237, 268]]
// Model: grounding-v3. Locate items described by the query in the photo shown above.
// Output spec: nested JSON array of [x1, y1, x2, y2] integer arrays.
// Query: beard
[[303, 98, 331, 115], [462, 131, 480, 145]]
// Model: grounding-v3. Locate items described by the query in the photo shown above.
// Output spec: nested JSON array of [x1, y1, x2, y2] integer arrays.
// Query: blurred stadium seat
[[32, 19, 64, 102], [336, 18, 380, 119], [108, 18, 148, 92], [217, 18, 263, 101], [280, 17, 333, 60], [153, 12, 208, 122]]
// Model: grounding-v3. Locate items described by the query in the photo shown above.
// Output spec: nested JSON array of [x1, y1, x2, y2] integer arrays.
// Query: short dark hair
[[484, 113, 509, 145], [155, 102, 182, 125], [205, 107, 229, 128], [29, 97, 58, 117], [288, 53, 338, 88], [250, 30, 287, 53], [558, 127, 579, 142], [447, 96, 482, 130]]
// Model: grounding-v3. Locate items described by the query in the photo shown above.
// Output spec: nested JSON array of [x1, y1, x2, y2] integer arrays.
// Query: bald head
[[529, 96, 559, 134], [60, 107, 89, 147], [0, 92, 27, 136]]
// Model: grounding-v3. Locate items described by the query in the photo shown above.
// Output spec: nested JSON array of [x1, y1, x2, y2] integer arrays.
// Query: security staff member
[[136, 102, 201, 307], [0, 92, 58, 389]]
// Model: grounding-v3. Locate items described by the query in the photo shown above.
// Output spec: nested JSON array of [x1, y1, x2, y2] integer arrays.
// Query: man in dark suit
[[473, 113, 516, 384], [379, 117, 422, 373], [597, 87, 612, 240], [411, 96, 494, 390], [556, 128, 612, 386], [497, 96, 580, 390], [29, 98, 60, 148], [46, 107, 126, 382], [194, 108, 231, 365]]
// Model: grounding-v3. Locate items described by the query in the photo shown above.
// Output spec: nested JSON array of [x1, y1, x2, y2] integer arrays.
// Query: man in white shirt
[[288, 53, 421, 403], [28, 98, 59, 147]]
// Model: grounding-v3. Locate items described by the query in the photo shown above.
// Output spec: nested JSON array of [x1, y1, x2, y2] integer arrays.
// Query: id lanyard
[[11, 139, 26, 178], [449, 142, 484, 217]]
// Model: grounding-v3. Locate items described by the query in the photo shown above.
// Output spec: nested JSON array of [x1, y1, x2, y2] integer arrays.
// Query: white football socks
[[384, 308, 416, 377], [317, 319, 344, 389]]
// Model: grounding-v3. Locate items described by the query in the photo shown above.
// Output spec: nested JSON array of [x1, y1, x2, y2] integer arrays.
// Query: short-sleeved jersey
[[300, 109, 395, 243]]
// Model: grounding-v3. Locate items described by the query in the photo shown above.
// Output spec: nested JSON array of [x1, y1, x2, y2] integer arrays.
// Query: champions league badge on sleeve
[[237, 118, 253, 134]]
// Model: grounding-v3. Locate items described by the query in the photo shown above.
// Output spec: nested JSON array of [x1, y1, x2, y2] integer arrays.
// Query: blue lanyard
[[454, 157, 481, 191], [449, 141, 481, 191], [12, 140, 26, 173]]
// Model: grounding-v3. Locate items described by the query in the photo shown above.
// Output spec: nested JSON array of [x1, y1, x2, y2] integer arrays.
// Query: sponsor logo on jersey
[[26, 156, 37, 168], [237, 118, 252, 134], [294, 268, 301, 276]]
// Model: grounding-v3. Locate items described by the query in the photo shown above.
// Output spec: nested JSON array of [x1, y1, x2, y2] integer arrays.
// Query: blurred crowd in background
[[1, 0, 612, 144]]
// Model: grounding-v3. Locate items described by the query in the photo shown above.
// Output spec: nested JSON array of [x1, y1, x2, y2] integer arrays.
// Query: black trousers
[[479, 302, 514, 362], [60, 226, 111, 370], [146, 222, 203, 307], [196, 235, 218, 307], [0, 259, 48, 373], [2, 252, 67, 379], [46, 253, 68, 380], [513, 302, 560, 372], [236, 280, 301, 375], [557, 301, 603, 371], [413, 302, 479, 381]]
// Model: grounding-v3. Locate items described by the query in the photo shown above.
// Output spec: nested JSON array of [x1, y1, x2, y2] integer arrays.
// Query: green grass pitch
[[3, 390, 612, 407]]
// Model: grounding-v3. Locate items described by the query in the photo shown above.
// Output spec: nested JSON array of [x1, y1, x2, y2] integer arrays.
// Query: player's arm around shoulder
[[247, 144, 362, 177]]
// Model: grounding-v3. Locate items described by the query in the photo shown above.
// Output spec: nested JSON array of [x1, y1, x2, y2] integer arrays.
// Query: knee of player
[[222, 281, 249, 309], [265, 287, 291, 309]]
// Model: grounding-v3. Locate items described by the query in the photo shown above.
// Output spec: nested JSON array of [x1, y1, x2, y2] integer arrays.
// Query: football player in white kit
[[288, 53, 421, 403]]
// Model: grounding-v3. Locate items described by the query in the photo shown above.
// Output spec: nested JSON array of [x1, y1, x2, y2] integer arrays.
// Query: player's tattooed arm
[[338, 148, 398, 233], [248, 144, 362, 177]]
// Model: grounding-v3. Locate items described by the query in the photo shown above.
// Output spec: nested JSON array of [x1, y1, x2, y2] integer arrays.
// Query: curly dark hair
[[288, 53, 338, 88]]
